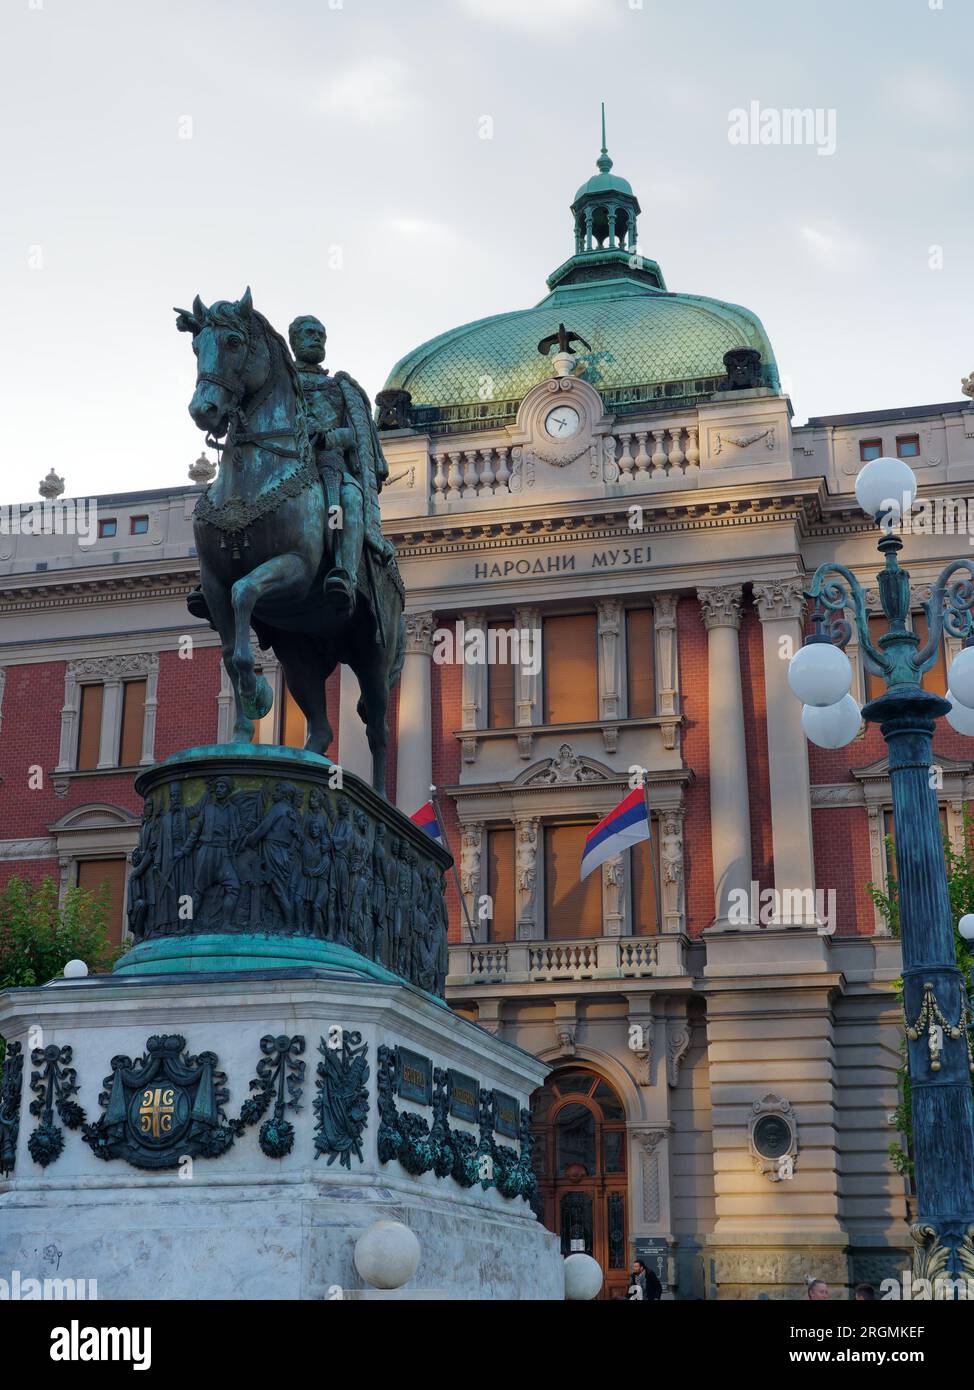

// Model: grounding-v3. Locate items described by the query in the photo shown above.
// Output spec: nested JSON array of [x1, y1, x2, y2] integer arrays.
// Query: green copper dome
[[382, 117, 780, 437]]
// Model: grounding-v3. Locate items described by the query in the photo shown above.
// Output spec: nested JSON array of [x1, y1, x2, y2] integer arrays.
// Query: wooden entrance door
[[531, 1068, 629, 1300]]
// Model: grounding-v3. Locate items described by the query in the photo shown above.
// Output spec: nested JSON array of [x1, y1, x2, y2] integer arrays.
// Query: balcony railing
[[447, 934, 687, 987]]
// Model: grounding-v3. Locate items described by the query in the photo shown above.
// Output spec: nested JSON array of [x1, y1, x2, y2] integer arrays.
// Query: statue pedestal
[[124, 744, 453, 995], [0, 968, 562, 1300]]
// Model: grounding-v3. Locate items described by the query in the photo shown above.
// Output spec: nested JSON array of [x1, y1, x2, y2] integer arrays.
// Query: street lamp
[[794, 456, 974, 1289]]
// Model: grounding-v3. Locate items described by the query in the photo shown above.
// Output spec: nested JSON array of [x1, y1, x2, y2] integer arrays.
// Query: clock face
[[544, 404, 581, 439]]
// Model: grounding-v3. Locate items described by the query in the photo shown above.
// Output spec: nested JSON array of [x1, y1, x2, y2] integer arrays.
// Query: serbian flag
[[580, 786, 650, 880], [410, 801, 444, 846]]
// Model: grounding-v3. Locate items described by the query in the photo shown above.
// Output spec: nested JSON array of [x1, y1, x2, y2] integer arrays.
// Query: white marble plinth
[[0, 971, 562, 1301]]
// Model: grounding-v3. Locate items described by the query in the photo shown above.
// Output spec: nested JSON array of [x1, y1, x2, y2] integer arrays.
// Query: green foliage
[[868, 814, 974, 1181], [0, 874, 121, 1069]]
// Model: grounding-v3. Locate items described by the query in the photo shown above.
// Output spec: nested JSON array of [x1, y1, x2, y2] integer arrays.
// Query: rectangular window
[[281, 682, 307, 749], [543, 613, 598, 724], [630, 830, 661, 935], [859, 439, 883, 462], [98, 518, 117, 538], [896, 434, 920, 459], [130, 515, 149, 535], [626, 608, 656, 717], [912, 610, 947, 697], [77, 683, 104, 770], [544, 823, 602, 940], [77, 858, 127, 946], [486, 827, 516, 942], [486, 622, 516, 728], [118, 678, 146, 766]]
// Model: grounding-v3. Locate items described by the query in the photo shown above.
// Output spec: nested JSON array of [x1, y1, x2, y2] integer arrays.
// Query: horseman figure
[[287, 314, 394, 617], [175, 287, 405, 796]]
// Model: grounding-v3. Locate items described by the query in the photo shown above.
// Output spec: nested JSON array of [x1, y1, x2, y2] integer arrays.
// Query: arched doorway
[[531, 1066, 629, 1299]]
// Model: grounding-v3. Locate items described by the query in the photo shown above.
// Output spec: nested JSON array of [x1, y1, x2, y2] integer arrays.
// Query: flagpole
[[641, 770, 663, 936], [430, 783, 475, 943]]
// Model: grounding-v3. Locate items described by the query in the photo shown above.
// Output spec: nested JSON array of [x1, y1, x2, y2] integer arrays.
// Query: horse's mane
[[204, 301, 310, 463]]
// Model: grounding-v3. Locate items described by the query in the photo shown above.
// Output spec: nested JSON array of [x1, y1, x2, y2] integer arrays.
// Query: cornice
[[0, 567, 199, 615]]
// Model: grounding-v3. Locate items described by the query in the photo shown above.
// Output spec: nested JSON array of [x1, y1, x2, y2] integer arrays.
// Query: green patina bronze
[[382, 115, 779, 435], [175, 289, 404, 795]]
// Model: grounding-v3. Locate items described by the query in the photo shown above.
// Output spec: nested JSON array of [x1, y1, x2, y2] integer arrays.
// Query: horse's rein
[[198, 321, 301, 462]]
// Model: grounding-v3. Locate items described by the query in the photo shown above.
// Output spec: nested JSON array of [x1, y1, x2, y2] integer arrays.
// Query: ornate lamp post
[[793, 455, 974, 1288]]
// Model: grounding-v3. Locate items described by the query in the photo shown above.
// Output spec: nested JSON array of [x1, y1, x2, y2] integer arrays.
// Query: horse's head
[[174, 287, 266, 438]]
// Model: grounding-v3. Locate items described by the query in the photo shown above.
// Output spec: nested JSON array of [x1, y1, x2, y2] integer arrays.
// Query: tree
[[867, 813, 974, 1178], [0, 874, 122, 1069]]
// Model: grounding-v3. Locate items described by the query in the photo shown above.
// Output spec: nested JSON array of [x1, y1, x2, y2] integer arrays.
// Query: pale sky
[[2, 0, 972, 501]]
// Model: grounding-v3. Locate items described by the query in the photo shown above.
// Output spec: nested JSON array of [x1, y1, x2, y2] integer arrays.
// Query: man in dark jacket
[[628, 1258, 663, 1301]]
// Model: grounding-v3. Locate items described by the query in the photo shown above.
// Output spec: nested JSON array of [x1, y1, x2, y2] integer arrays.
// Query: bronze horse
[[175, 288, 405, 795]]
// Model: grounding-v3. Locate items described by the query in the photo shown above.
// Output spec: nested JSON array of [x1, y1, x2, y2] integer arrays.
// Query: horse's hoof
[[242, 675, 273, 721]]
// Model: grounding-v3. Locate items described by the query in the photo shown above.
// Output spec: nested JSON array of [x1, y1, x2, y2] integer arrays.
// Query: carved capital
[[753, 578, 807, 623], [697, 584, 743, 631], [653, 593, 678, 630], [404, 610, 436, 656]]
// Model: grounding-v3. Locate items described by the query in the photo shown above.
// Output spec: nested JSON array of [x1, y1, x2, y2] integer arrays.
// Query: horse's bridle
[[197, 317, 302, 461]]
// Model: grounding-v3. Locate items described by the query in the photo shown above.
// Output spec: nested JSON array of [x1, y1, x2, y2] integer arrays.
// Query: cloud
[[317, 57, 416, 125], [882, 68, 968, 126], [460, 0, 612, 35], [386, 216, 461, 248], [798, 223, 863, 271]]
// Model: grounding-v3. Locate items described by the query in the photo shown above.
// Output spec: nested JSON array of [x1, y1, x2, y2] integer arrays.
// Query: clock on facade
[[544, 404, 581, 439]]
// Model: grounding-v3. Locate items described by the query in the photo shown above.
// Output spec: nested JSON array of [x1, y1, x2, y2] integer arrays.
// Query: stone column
[[515, 815, 541, 939], [653, 594, 679, 717], [514, 605, 541, 759], [753, 580, 816, 923], [395, 610, 435, 814], [339, 665, 372, 784], [697, 585, 752, 927], [460, 610, 486, 732], [459, 821, 486, 941], [597, 599, 623, 722]]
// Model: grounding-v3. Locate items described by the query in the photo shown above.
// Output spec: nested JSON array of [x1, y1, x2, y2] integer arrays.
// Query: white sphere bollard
[[353, 1220, 421, 1290], [63, 959, 88, 979], [564, 1252, 603, 1300]]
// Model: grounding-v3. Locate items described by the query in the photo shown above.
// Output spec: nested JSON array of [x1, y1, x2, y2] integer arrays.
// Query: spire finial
[[597, 101, 612, 174]]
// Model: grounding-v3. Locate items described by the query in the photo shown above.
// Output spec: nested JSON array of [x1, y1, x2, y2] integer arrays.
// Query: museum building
[[3, 135, 974, 1297]]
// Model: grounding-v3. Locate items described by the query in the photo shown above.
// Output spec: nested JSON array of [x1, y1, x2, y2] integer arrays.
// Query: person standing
[[628, 1258, 662, 1301]]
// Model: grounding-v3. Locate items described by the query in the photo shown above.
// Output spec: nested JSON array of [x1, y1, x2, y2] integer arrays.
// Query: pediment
[[514, 743, 613, 788]]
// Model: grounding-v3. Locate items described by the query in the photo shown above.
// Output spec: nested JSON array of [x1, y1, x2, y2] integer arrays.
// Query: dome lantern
[[571, 104, 640, 256], [548, 106, 665, 295]]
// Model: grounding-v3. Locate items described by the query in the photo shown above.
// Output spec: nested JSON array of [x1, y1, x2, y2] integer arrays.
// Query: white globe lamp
[[946, 690, 974, 736], [801, 695, 862, 749], [63, 959, 88, 979], [947, 650, 974, 710], [855, 456, 917, 523], [787, 642, 853, 707], [958, 914, 974, 944]]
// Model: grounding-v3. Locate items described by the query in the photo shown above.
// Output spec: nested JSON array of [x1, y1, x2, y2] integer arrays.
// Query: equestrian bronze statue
[[175, 288, 405, 795]]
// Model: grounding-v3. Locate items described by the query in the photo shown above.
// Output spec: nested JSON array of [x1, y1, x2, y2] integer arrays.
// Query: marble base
[[0, 971, 562, 1300]]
